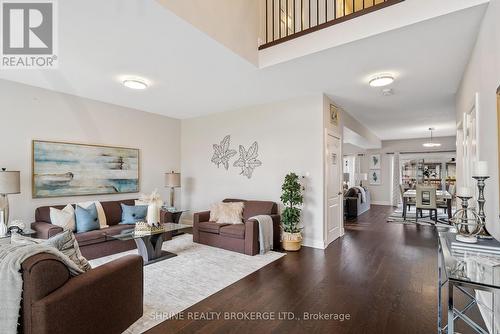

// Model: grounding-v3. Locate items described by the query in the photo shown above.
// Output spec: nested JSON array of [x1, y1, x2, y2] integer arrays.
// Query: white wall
[[0, 80, 181, 223], [456, 0, 500, 239], [158, 0, 260, 65], [342, 111, 381, 149], [456, 4, 500, 327], [181, 95, 327, 248]]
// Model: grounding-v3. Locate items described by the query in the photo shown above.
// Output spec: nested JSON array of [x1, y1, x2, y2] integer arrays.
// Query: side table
[[160, 209, 188, 236], [0, 228, 37, 244]]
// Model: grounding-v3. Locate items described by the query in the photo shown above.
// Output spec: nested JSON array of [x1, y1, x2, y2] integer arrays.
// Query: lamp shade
[[356, 173, 368, 181], [165, 172, 181, 188], [0, 170, 20, 194]]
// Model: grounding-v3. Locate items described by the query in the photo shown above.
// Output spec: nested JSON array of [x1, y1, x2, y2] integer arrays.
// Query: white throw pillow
[[50, 205, 76, 231], [76, 201, 108, 228], [209, 203, 221, 222], [211, 202, 244, 224]]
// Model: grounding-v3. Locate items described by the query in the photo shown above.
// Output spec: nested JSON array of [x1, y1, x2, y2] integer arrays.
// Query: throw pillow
[[11, 230, 91, 272], [76, 201, 108, 228], [135, 199, 162, 224], [120, 204, 148, 224], [50, 204, 76, 231], [209, 202, 221, 222], [75, 203, 100, 233], [214, 202, 244, 224]]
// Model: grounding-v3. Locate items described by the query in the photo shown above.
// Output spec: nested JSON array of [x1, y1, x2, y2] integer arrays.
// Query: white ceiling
[[0, 1, 486, 140]]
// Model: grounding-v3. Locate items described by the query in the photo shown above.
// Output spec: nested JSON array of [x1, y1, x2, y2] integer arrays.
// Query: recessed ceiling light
[[122, 78, 148, 90], [423, 127, 442, 148], [369, 74, 394, 87]]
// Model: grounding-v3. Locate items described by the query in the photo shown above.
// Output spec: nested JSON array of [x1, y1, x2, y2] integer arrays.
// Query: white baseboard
[[302, 237, 326, 249], [371, 201, 392, 206]]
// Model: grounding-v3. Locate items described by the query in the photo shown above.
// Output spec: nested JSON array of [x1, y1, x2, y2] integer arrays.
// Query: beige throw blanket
[[249, 215, 273, 254], [0, 243, 83, 334]]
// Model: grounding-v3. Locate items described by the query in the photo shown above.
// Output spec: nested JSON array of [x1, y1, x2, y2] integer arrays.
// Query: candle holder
[[451, 195, 482, 244], [472, 176, 493, 239]]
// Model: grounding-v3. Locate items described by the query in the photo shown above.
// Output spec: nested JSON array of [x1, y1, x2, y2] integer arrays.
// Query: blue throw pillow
[[75, 203, 100, 233], [120, 204, 148, 224]]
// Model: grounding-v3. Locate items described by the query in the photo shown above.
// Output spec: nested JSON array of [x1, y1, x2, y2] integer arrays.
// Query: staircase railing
[[260, 0, 404, 50]]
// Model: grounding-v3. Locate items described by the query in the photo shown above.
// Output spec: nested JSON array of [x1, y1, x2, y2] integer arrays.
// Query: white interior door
[[326, 134, 342, 245]]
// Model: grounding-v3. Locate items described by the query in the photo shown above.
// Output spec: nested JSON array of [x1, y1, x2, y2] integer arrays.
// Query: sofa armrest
[[344, 197, 358, 218], [194, 211, 210, 223], [31, 222, 63, 239], [270, 214, 281, 251], [244, 214, 281, 255], [30, 255, 143, 334], [192, 211, 210, 243], [244, 220, 259, 255], [160, 210, 173, 224]]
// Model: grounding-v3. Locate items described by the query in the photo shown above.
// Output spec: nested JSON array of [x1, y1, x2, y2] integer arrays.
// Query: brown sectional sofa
[[20, 253, 143, 334], [31, 199, 174, 260], [193, 198, 281, 255]]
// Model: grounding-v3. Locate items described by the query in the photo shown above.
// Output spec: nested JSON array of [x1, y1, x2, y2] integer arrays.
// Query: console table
[[438, 231, 500, 333]]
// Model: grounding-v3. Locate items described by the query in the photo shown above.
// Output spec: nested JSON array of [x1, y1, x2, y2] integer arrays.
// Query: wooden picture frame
[[330, 104, 339, 126]]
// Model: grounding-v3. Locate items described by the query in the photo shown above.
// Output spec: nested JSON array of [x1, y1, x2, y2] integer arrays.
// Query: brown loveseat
[[19, 253, 143, 334], [193, 199, 281, 255], [32, 199, 174, 260]]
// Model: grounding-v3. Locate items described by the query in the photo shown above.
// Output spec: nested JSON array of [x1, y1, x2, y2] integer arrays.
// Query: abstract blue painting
[[32, 140, 139, 198]]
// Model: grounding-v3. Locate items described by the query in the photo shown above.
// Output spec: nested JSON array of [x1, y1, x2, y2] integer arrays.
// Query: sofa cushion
[[241, 201, 276, 220], [101, 199, 135, 225], [50, 204, 76, 231], [75, 203, 100, 233], [75, 229, 106, 246], [120, 204, 148, 224], [197, 221, 230, 234], [34, 199, 136, 226], [219, 224, 245, 239]]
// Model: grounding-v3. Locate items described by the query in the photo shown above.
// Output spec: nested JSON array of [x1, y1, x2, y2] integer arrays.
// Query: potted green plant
[[280, 172, 303, 251]]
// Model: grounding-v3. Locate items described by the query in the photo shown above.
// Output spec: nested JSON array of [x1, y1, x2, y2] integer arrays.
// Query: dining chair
[[416, 185, 438, 223], [437, 184, 455, 214], [400, 184, 415, 212]]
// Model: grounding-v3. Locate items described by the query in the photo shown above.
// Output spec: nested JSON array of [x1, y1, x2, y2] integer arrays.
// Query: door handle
[[338, 192, 343, 196]]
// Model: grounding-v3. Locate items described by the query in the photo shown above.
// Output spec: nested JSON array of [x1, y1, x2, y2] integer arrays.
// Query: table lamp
[[165, 171, 181, 210], [0, 168, 21, 226], [356, 173, 368, 187]]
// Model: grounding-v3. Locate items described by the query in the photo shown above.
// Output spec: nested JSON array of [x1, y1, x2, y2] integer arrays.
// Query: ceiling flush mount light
[[122, 78, 148, 90], [369, 74, 394, 87], [423, 128, 442, 148], [382, 88, 394, 96]]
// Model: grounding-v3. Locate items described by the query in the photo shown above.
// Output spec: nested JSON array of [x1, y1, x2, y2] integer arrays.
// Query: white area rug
[[89, 234, 285, 333]]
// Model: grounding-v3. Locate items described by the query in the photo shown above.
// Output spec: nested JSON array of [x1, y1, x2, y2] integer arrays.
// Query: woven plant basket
[[282, 232, 302, 251]]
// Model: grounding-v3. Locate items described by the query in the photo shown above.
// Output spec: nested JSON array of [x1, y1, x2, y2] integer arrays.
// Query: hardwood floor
[[147, 205, 481, 334]]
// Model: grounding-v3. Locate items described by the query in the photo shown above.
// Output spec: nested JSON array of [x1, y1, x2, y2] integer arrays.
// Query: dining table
[[402, 189, 453, 221]]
